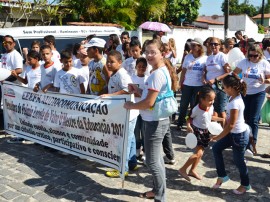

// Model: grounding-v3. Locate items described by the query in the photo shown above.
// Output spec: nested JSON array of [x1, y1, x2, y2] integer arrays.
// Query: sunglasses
[[2, 41, 13, 45], [210, 43, 219, 46], [248, 54, 259, 58]]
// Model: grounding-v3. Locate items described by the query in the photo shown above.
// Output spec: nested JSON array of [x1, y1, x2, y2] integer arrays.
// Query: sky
[[199, 0, 263, 16]]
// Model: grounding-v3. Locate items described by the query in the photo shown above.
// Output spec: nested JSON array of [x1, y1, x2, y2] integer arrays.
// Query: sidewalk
[[0, 121, 269, 202]]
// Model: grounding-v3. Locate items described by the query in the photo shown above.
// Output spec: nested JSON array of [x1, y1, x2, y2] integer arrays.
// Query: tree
[[165, 0, 200, 25], [221, 0, 259, 17], [135, 0, 167, 25]]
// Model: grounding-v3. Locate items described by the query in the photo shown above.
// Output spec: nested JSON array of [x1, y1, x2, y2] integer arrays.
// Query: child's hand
[[33, 83, 39, 92], [11, 70, 17, 77], [123, 101, 134, 109], [100, 94, 110, 98], [210, 137, 217, 142], [186, 126, 194, 133], [128, 83, 141, 95]]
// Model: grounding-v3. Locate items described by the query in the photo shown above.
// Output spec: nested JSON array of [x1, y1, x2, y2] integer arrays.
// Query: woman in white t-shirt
[[212, 74, 250, 195], [233, 45, 270, 154], [177, 38, 207, 130], [204, 37, 231, 124], [124, 40, 178, 201]]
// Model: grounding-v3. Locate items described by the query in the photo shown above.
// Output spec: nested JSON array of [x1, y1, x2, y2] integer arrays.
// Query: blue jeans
[[134, 115, 144, 150], [242, 91, 265, 144], [212, 84, 228, 114], [144, 118, 170, 202], [126, 118, 137, 171], [212, 131, 250, 186], [162, 122, 174, 160], [177, 85, 202, 126]]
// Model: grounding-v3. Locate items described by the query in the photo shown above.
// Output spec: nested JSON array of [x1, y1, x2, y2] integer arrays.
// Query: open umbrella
[[139, 21, 172, 32]]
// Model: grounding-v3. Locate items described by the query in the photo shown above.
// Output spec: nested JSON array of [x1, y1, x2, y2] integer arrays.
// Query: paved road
[[0, 110, 269, 202]]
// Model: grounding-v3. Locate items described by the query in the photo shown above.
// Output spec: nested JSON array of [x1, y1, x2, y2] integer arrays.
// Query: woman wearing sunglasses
[[233, 45, 270, 154], [176, 38, 207, 130], [204, 37, 231, 124]]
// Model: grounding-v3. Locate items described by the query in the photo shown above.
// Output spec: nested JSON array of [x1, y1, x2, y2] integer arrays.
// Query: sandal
[[212, 176, 230, 189], [261, 153, 270, 158], [233, 185, 251, 195], [139, 191, 155, 199]]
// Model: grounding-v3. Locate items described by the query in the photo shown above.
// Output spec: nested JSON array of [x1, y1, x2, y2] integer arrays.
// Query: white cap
[[84, 38, 106, 48]]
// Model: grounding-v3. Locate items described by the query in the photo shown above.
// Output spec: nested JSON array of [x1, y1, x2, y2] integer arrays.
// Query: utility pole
[[224, 0, 229, 39], [261, 0, 265, 26]]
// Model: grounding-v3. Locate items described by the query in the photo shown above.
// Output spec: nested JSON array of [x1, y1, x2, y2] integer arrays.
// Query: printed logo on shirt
[[244, 67, 260, 79], [70, 75, 77, 87], [192, 62, 204, 71]]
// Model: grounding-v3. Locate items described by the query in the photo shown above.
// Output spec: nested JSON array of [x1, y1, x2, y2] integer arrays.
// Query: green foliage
[[165, 0, 200, 25], [258, 24, 265, 34], [221, 0, 259, 17]]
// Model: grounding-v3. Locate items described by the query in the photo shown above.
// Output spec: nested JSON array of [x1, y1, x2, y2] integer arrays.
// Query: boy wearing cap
[[85, 38, 111, 95]]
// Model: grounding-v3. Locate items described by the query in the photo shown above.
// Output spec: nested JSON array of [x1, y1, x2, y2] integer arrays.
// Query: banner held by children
[[2, 81, 130, 179]]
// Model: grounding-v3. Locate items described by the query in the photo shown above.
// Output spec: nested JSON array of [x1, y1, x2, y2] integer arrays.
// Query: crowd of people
[[1, 29, 270, 201]]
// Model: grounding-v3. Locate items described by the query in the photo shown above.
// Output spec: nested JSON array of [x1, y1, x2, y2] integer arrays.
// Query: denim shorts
[[212, 84, 228, 113]]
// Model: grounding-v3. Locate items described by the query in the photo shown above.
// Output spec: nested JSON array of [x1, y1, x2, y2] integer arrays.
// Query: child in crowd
[[122, 39, 142, 76], [131, 57, 148, 160], [179, 85, 224, 181], [102, 50, 138, 178], [211, 74, 250, 195], [31, 40, 41, 53], [54, 50, 85, 94], [11, 50, 41, 89], [76, 47, 90, 92], [85, 37, 111, 95], [33, 45, 61, 93], [43, 35, 61, 65]]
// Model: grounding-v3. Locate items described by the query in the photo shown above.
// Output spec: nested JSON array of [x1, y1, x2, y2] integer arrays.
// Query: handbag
[[152, 68, 178, 120]]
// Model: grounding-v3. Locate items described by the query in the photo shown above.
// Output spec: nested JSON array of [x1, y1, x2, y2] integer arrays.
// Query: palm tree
[[135, 0, 167, 25]]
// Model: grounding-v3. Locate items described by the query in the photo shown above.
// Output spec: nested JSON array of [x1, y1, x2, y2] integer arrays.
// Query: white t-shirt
[[52, 50, 61, 65], [23, 66, 41, 89], [191, 104, 214, 129], [140, 66, 171, 121], [40, 62, 61, 90], [263, 50, 270, 61], [88, 57, 107, 95], [116, 44, 125, 61], [164, 51, 177, 66], [131, 74, 148, 102], [237, 58, 270, 94], [108, 67, 139, 120], [183, 54, 207, 86], [0, 49, 23, 71], [78, 65, 89, 91], [54, 67, 85, 94], [122, 57, 137, 76], [206, 52, 228, 81], [226, 95, 245, 133]]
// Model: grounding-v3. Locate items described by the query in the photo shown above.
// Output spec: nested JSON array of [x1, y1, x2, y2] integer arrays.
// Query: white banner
[[2, 82, 130, 179]]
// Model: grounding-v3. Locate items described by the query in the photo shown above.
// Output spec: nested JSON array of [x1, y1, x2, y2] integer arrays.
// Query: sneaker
[[105, 169, 128, 178], [163, 156, 176, 165], [7, 137, 25, 144], [244, 149, 253, 158], [129, 165, 139, 171]]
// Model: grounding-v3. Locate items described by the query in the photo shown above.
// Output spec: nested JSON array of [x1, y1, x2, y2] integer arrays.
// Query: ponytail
[[223, 74, 247, 96]]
